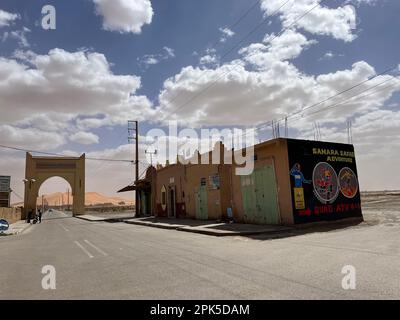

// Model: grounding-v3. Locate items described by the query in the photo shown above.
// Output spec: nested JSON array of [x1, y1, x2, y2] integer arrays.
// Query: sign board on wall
[[287, 139, 362, 224], [209, 175, 220, 190], [0, 176, 10, 192], [0, 176, 11, 208]]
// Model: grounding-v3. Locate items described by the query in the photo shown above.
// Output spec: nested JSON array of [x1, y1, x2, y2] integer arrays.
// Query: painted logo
[[290, 163, 311, 188], [0, 219, 9, 232], [339, 167, 359, 199], [312, 162, 339, 204]]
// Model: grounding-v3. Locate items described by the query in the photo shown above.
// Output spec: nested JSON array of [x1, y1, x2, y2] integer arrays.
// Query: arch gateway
[[24, 153, 85, 217]]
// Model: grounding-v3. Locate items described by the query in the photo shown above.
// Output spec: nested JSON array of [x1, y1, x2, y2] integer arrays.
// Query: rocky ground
[[361, 191, 400, 226]]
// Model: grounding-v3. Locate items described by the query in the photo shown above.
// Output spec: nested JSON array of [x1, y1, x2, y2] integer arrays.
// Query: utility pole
[[284, 116, 288, 138], [128, 120, 139, 217], [67, 188, 70, 211]]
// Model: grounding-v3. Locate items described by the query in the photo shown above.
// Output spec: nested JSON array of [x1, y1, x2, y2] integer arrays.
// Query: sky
[[0, 0, 400, 203]]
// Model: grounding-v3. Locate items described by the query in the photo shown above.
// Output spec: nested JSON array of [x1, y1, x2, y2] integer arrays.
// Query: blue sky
[[1, 0, 400, 200]]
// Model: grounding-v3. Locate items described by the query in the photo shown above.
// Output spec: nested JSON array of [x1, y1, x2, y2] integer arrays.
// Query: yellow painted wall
[[231, 139, 294, 225]]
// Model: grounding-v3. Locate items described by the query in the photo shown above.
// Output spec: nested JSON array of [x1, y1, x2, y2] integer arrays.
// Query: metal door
[[195, 185, 208, 220], [241, 165, 280, 224], [240, 175, 256, 222]]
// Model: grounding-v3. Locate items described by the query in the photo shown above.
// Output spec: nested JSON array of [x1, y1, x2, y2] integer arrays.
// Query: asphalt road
[[0, 210, 399, 299]]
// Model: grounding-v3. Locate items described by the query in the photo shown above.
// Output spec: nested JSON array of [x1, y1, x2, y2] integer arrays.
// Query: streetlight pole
[[128, 120, 139, 217]]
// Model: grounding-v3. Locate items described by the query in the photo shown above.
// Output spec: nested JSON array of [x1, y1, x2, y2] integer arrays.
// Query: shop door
[[241, 166, 280, 224], [195, 186, 208, 220], [168, 187, 176, 218]]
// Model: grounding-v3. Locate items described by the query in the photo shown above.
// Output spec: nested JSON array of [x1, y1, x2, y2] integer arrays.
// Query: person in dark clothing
[[27, 209, 33, 224], [38, 209, 42, 223]]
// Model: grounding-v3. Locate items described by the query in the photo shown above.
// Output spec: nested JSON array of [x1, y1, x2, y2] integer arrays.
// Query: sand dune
[[35, 191, 134, 206]]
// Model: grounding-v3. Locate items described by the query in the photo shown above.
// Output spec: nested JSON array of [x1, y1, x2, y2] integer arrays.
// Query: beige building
[[122, 138, 363, 225]]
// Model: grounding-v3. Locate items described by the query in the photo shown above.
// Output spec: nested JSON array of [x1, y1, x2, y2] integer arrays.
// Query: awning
[[117, 185, 137, 193], [117, 179, 150, 193]]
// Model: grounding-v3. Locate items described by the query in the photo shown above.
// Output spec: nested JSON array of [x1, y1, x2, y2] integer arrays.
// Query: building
[[118, 166, 156, 217], [0, 175, 11, 208], [119, 138, 363, 225]]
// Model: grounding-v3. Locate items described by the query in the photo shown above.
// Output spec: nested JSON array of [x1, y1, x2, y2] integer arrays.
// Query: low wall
[[0, 207, 23, 224], [84, 205, 135, 213]]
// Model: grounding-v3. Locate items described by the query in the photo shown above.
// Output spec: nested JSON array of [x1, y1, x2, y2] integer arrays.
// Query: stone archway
[[24, 153, 85, 217]]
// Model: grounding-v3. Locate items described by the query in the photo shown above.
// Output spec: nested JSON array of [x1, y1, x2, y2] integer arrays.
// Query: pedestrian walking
[[38, 209, 42, 223]]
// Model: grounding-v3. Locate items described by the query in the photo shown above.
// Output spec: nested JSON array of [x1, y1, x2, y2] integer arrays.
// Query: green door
[[241, 166, 280, 224], [241, 175, 256, 222], [195, 186, 208, 220], [140, 191, 146, 216]]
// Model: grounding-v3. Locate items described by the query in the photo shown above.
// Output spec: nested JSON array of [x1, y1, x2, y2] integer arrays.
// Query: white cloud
[[260, 0, 357, 42], [12, 49, 37, 64], [347, 0, 378, 5], [0, 9, 19, 28], [2, 27, 31, 47], [0, 48, 154, 127], [155, 27, 399, 132], [163, 46, 175, 58], [69, 131, 100, 145], [0, 124, 66, 150], [138, 46, 175, 68], [240, 29, 317, 70], [93, 0, 153, 34], [199, 54, 219, 67], [219, 27, 235, 42], [319, 51, 340, 61]]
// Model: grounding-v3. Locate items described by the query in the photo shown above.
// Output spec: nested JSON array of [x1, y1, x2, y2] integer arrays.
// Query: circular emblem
[[339, 167, 359, 199], [312, 162, 339, 204], [0, 219, 9, 232]]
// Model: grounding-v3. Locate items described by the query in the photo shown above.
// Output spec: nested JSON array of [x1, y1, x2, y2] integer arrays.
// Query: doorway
[[167, 186, 176, 218], [195, 185, 208, 220], [241, 165, 280, 224]]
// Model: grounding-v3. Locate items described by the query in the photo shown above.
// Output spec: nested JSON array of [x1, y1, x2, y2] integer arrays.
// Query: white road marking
[[84, 239, 108, 256], [74, 241, 93, 258], [59, 224, 69, 232]]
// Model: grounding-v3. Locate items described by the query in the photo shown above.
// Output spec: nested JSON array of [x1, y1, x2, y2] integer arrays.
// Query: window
[[161, 186, 166, 205]]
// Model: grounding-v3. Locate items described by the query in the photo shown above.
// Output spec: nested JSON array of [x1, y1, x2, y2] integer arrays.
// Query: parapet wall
[[0, 207, 23, 224]]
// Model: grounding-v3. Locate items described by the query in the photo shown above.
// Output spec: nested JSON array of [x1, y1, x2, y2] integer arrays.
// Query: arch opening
[[23, 153, 85, 218], [37, 176, 74, 219]]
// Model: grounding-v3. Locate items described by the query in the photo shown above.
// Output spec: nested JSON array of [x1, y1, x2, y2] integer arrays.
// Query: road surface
[[0, 210, 399, 299]]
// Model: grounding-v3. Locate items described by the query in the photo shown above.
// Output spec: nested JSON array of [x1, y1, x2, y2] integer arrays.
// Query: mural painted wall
[[287, 139, 362, 224]]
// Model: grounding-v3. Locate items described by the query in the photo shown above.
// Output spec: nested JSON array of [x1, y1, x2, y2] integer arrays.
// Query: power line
[[161, 0, 294, 120], [219, 0, 293, 64], [238, 64, 399, 140], [279, 66, 398, 124], [10, 189, 23, 201], [0, 144, 134, 163], [160, 0, 322, 121], [208, 0, 263, 50], [165, 0, 285, 110], [293, 78, 399, 121], [238, 75, 400, 144]]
